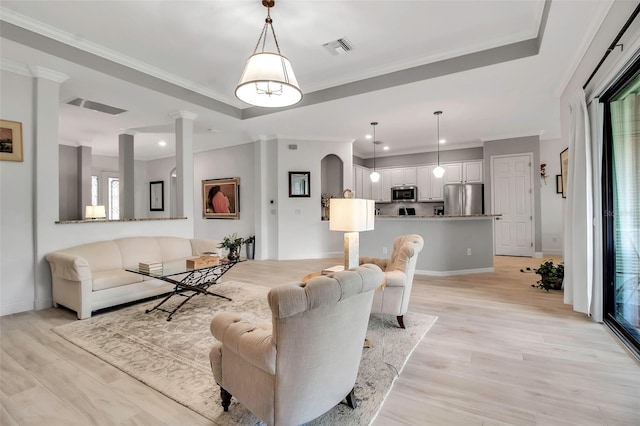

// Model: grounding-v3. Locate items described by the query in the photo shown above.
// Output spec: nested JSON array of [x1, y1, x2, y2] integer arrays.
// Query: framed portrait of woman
[[202, 177, 240, 219]]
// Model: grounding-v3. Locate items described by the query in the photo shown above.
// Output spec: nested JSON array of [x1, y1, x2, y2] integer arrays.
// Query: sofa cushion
[[93, 269, 144, 291], [191, 239, 220, 256], [156, 237, 194, 262], [115, 237, 163, 269], [60, 240, 123, 273]]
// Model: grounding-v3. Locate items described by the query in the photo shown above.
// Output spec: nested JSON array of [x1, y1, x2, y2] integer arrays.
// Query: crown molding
[[27, 65, 69, 83], [169, 111, 198, 121], [0, 7, 235, 104], [0, 58, 31, 77]]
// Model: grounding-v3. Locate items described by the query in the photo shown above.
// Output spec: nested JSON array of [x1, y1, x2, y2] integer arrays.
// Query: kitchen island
[[360, 214, 499, 276]]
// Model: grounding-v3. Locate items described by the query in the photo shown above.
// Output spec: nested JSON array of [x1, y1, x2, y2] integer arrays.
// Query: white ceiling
[[0, 0, 612, 161]]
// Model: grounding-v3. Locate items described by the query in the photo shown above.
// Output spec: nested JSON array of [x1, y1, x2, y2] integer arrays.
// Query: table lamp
[[85, 205, 106, 220], [330, 196, 375, 270]]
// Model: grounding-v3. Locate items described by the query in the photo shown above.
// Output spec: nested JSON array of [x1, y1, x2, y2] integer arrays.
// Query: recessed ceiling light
[[439, 139, 446, 144], [158, 140, 167, 147], [383, 146, 389, 151], [365, 134, 372, 139]]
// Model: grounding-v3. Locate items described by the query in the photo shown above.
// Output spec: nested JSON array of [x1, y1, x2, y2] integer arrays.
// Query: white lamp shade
[[433, 165, 445, 178], [235, 52, 302, 107], [370, 171, 381, 182], [329, 198, 375, 232], [85, 205, 106, 219]]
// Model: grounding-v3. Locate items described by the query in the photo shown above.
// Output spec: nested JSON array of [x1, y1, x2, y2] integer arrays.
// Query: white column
[[30, 66, 69, 310], [169, 111, 197, 218], [118, 131, 136, 219], [79, 145, 92, 218]]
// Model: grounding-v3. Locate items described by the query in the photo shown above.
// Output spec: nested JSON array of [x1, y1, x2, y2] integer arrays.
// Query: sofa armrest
[[45, 252, 92, 282], [384, 270, 407, 287], [210, 312, 276, 375], [359, 257, 388, 271]]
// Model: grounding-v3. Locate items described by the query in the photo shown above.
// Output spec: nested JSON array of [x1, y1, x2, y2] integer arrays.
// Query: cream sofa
[[46, 236, 219, 320]]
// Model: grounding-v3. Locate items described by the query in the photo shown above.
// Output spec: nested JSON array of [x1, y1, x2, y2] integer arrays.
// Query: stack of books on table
[[138, 261, 163, 273]]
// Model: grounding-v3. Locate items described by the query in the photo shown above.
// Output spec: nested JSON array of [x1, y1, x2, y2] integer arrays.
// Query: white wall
[[193, 142, 256, 242], [0, 70, 35, 315], [277, 139, 352, 259], [539, 138, 565, 254], [145, 155, 177, 219]]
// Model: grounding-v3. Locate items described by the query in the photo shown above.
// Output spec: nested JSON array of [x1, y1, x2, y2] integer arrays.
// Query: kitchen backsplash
[[375, 201, 444, 216]]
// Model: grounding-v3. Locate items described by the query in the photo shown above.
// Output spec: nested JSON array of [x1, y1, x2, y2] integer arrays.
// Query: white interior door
[[491, 154, 534, 256]]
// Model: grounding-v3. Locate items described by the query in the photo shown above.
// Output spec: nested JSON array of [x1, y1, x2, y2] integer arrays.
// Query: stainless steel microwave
[[391, 185, 417, 202]]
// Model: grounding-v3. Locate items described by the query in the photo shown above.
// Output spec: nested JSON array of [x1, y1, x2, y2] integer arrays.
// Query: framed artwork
[[289, 171, 310, 197], [0, 119, 23, 162], [150, 181, 164, 211], [202, 177, 240, 219], [560, 148, 568, 199], [556, 175, 563, 194]]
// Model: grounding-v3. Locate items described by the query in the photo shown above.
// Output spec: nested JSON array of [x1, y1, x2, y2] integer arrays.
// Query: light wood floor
[[1, 256, 639, 425]]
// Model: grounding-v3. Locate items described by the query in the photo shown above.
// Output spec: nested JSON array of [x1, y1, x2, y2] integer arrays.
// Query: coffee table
[[126, 258, 241, 321]]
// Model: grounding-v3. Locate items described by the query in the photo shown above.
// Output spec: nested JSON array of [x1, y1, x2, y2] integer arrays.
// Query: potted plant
[[530, 259, 564, 291], [244, 235, 255, 260], [218, 233, 243, 261]]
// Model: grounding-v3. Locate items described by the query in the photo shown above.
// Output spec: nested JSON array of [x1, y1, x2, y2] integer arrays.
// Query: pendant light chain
[[253, 4, 282, 55], [373, 122, 377, 172], [436, 113, 440, 166]]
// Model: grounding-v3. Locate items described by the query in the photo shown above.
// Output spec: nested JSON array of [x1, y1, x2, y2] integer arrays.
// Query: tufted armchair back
[[360, 234, 424, 328], [209, 264, 384, 426]]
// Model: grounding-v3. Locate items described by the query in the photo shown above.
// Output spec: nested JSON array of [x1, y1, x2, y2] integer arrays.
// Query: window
[[602, 58, 640, 357], [108, 177, 120, 220], [91, 175, 98, 206]]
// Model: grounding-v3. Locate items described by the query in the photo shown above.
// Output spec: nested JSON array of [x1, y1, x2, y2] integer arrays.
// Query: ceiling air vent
[[66, 97, 127, 115], [322, 37, 354, 56]]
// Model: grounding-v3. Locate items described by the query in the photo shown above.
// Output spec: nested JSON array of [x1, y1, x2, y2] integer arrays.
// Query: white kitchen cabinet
[[353, 165, 372, 199], [374, 169, 393, 202], [390, 167, 417, 186], [463, 160, 483, 183], [443, 161, 483, 184], [444, 163, 463, 184], [417, 165, 444, 201]]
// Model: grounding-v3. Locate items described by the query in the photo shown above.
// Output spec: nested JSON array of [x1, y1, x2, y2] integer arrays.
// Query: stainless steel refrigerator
[[444, 183, 484, 215]]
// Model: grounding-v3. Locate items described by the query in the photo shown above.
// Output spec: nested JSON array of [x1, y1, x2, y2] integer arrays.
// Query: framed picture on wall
[[560, 148, 568, 199], [150, 181, 164, 211], [556, 175, 563, 194], [202, 177, 240, 219], [0, 119, 23, 162], [289, 171, 310, 197]]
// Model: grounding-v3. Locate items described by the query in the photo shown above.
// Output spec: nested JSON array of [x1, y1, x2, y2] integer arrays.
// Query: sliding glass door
[[602, 60, 640, 356]]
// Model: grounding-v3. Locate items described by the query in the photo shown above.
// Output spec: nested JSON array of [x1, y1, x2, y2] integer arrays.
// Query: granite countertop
[[56, 217, 188, 224], [375, 214, 501, 219]]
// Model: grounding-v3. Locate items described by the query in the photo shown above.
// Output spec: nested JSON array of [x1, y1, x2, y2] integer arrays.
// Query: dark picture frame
[[150, 181, 164, 211], [556, 175, 563, 194], [289, 171, 310, 197], [202, 177, 240, 219], [560, 147, 568, 199], [0, 119, 23, 162]]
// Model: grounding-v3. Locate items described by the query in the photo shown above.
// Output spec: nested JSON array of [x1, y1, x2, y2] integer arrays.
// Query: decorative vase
[[227, 247, 240, 261], [245, 242, 255, 260]]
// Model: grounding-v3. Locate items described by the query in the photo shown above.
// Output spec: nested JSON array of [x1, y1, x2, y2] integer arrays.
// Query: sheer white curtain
[[588, 99, 604, 322], [563, 91, 600, 320]]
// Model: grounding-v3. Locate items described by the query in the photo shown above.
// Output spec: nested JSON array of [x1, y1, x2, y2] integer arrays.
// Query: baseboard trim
[[34, 298, 53, 311], [542, 249, 563, 255], [534, 252, 544, 258], [0, 300, 35, 317], [415, 267, 494, 277]]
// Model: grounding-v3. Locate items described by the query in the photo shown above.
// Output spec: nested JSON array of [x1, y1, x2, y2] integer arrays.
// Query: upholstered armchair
[[209, 264, 384, 426], [360, 234, 424, 329]]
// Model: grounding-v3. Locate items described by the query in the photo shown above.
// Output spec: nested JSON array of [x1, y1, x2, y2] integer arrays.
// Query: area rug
[[52, 282, 437, 425]]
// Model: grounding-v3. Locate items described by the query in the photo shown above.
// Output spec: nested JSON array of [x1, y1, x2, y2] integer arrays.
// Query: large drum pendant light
[[235, 0, 302, 108]]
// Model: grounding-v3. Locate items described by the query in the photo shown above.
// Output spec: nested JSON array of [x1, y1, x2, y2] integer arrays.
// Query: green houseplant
[[531, 259, 564, 291], [218, 233, 243, 261]]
